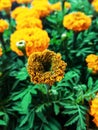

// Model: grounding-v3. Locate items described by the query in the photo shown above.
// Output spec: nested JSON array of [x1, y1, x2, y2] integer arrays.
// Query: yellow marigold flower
[[16, 17, 43, 30], [85, 54, 98, 63], [85, 54, 98, 74], [16, 0, 32, 4], [0, 0, 11, 12], [11, 6, 29, 20], [10, 28, 50, 56], [27, 49, 67, 86], [15, 8, 40, 21], [92, 0, 98, 12], [51, 1, 71, 11], [90, 94, 98, 126], [51, 2, 61, 11], [0, 47, 3, 56], [0, 19, 9, 33], [31, 1, 52, 18], [64, 2, 71, 9], [63, 12, 92, 32]]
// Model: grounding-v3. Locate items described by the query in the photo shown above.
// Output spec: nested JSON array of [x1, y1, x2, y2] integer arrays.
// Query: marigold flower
[[64, 2, 71, 9], [90, 94, 98, 126], [11, 6, 29, 20], [0, 19, 9, 33], [15, 8, 40, 21], [51, 2, 61, 11], [16, 17, 43, 30], [63, 12, 92, 32], [0, 0, 11, 12], [0, 47, 3, 56], [85, 54, 98, 74], [92, 0, 98, 12], [10, 28, 50, 56], [16, 0, 32, 4], [31, 1, 52, 18], [27, 49, 67, 86], [51, 1, 71, 11]]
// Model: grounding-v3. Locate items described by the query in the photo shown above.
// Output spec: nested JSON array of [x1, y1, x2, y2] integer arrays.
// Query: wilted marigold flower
[[16, 17, 43, 30], [0, 0, 12, 12], [90, 94, 98, 126], [92, 0, 98, 12], [63, 12, 92, 32], [85, 54, 98, 74], [31, 1, 52, 18], [27, 49, 67, 86], [10, 28, 50, 56], [0, 19, 9, 33]]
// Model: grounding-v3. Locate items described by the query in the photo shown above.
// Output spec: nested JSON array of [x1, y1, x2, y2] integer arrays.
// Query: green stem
[[0, 33, 6, 51], [73, 32, 78, 49], [60, 0, 65, 13]]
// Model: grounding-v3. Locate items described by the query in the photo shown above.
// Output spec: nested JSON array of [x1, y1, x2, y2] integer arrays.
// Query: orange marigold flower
[[90, 94, 98, 126], [16, 17, 43, 30], [0, 19, 9, 33], [63, 12, 92, 32], [0, 0, 12, 12], [31, 1, 52, 18], [27, 49, 67, 86], [85, 54, 98, 74], [10, 28, 50, 56], [0, 47, 3, 56], [92, 0, 98, 12]]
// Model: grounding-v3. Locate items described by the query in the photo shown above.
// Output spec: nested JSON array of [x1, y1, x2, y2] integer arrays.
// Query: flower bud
[[61, 32, 67, 40], [16, 40, 26, 52]]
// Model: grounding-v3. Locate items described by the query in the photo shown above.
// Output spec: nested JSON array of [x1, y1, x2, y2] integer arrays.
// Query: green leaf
[[0, 111, 5, 116], [36, 112, 48, 124], [21, 92, 32, 112], [87, 77, 93, 89], [0, 119, 7, 126], [16, 67, 28, 81], [19, 115, 29, 127], [53, 103, 60, 115], [65, 113, 79, 126], [43, 125, 51, 130]]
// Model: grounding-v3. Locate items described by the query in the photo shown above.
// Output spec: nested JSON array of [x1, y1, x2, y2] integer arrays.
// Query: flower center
[[43, 61, 52, 72]]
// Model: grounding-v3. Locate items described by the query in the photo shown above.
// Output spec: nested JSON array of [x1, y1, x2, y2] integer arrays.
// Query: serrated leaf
[[65, 113, 79, 126], [19, 115, 29, 127], [21, 92, 32, 112], [12, 89, 28, 101], [54, 103, 60, 115], [87, 77, 93, 89], [16, 67, 28, 81], [36, 112, 48, 124], [28, 110, 35, 129], [62, 109, 78, 115]]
